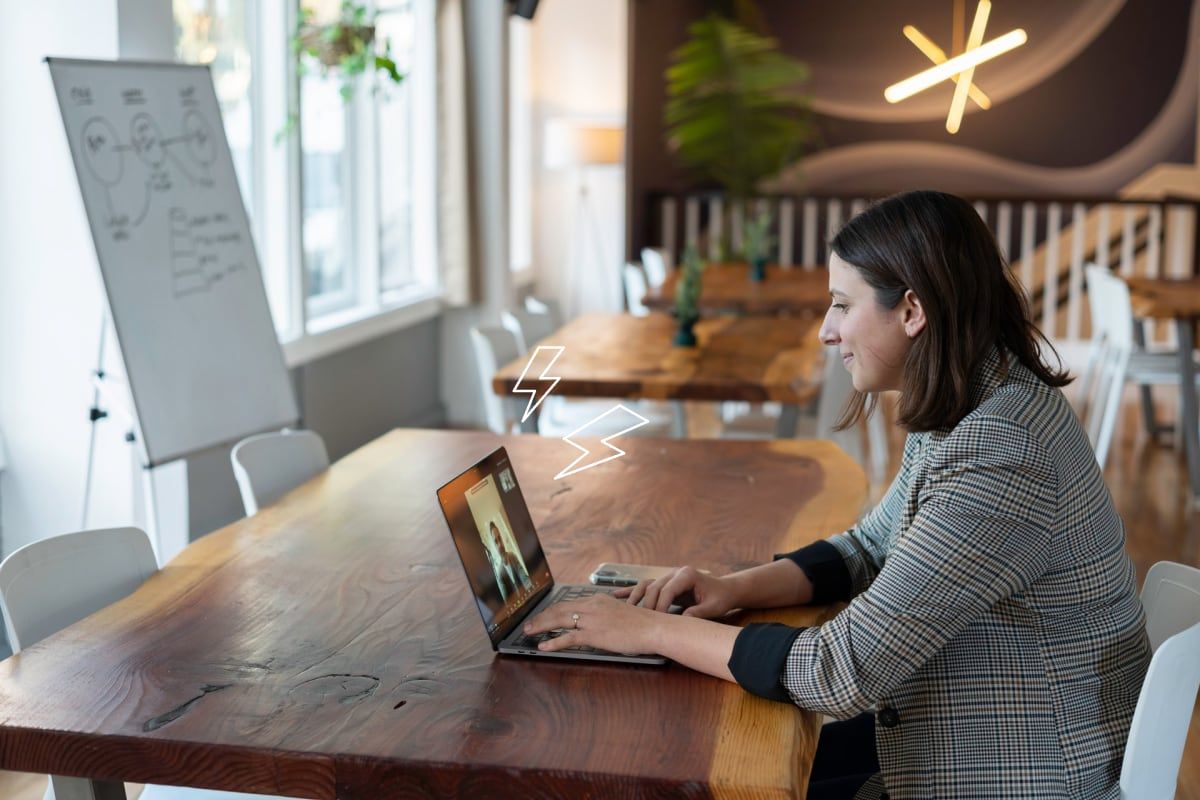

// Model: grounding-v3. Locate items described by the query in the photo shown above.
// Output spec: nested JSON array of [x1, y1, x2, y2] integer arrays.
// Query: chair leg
[[49, 776, 126, 800], [1131, 321, 1165, 439]]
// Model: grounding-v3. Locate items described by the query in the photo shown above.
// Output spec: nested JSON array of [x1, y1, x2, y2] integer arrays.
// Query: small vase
[[673, 316, 698, 347], [750, 256, 767, 282]]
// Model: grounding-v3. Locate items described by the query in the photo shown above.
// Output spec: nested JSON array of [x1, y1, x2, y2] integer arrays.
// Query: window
[[174, 1, 254, 208], [173, 0, 440, 356]]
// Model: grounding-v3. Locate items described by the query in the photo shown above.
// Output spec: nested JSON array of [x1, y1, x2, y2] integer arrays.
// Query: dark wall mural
[[627, 0, 1199, 256]]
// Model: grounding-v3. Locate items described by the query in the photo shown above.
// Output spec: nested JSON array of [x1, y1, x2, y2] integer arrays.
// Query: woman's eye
[[831, 303, 847, 312]]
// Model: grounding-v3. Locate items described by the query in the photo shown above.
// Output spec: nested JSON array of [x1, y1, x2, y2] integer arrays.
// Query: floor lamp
[[543, 119, 623, 317]]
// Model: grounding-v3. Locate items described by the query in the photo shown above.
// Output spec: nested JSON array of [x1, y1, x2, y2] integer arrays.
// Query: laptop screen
[[436, 447, 554, 646]]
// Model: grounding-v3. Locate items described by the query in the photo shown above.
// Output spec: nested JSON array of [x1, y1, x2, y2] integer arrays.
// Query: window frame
[[176, 0, 443, 366]]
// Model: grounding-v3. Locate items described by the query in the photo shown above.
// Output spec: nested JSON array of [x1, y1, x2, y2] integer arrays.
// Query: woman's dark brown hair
[[831, 189, 1071, 433]]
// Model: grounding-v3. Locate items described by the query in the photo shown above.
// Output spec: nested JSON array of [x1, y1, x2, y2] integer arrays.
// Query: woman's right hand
[[614, 566, 739, 618]]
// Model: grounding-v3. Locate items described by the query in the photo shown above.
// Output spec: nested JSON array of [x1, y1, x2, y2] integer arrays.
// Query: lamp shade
[[543, 119, 624, 169]]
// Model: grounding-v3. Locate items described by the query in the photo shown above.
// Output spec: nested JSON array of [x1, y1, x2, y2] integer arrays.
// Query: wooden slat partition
[[648, 191, 1200, 345]]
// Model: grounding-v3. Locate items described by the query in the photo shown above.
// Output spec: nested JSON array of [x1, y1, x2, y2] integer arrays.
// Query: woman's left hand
[[522, 593, 666, 655]]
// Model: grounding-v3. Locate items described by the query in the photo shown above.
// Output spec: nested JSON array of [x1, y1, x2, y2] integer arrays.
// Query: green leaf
[[663, 11, 812, 198], [374, 55, 404, 85]]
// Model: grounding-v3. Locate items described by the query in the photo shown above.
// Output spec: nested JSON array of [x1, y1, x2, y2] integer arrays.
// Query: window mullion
[[355, 74, 382, 311]]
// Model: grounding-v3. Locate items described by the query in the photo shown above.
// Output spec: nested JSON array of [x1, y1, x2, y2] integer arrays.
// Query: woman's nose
[[818, 312, 839, 345]]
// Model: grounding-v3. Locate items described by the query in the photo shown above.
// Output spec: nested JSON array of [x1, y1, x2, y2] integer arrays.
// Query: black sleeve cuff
[[775, 540, 852, 605], [728, 623, 805, 702]]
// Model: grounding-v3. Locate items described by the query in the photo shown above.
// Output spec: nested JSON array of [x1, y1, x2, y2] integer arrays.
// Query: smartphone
[[589, 563, 708, 587]]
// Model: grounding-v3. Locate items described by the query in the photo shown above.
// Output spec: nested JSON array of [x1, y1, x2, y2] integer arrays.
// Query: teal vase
[[673, 316, 698, 347], [750, 256, 767, 282]]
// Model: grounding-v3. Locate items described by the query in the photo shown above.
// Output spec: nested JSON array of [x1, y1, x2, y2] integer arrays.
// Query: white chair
[[623, 262, 650, 316], [471, 326, 525, 435], [0, 527, 285, 800], [470, 324, 674, 438], [639, 247, 672, 289], [1079, 265, 1200, 468], [1120, 560, 1200, 799], [500, 308, 556, 352], [524, 294, 564, 325], [231, 429, 329, 516]]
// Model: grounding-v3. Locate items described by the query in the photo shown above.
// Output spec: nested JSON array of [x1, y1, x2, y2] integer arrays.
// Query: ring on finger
[[572, 612, 580, 629]]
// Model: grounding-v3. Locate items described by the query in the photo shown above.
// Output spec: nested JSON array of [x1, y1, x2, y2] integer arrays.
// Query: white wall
[[0, 0, 204, 562], [529, 0, 627, 317], [0, 1, 139, 557]]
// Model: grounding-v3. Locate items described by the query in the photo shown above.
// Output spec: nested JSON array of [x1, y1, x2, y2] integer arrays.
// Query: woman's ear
[[902, 289, 927, 338]]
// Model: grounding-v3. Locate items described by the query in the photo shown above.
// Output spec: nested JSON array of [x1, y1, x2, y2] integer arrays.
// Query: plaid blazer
[[729, 347, 1150, 799]]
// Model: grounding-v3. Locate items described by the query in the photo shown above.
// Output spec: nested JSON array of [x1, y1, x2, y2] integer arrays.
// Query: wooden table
[[493, 312, 825, 437], [643, 263, 830, 316], [0, 430, 865, 799], [1126, 276, 1200, 500]]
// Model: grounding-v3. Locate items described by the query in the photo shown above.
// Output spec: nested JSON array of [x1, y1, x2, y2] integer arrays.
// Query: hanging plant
[[277, 1, 406, 140]]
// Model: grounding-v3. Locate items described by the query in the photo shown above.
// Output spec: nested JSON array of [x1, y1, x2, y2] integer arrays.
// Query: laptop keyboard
[[511, 585, 611, 653]]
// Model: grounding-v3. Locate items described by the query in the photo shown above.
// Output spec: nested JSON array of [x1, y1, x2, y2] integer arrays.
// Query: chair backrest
[[1086, 264, 1136, 348], [1120, 561, 1200, 799], [814, 345, 867, 464], [1141, 560, 1200, 651], [524, 295, 564, 328], [0, 527, 158, 653], [231, 429, 329, 516], [500, 306, 559, 353], [1081, 265, 1134, 468], [470, 325, 523, 434], [640, 247, 671, 288], [623, 262, 650, 316]]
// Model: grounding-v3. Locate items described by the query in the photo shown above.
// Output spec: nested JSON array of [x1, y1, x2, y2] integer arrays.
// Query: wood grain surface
[[1126, 276, 1200, 319], [0, 430, 866, 799], [492, 313, 825, 405], [644, 264, 831, 316]]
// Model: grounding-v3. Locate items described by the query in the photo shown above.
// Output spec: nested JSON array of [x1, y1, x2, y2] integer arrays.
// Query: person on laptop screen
[[523, 191, 1150, 800], [485, 520, 532, 603]]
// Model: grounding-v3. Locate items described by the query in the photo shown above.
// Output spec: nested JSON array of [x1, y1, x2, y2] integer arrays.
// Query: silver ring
[[572, 613, 580, 629]]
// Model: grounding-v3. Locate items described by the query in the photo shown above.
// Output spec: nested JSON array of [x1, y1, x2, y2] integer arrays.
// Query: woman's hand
[[522, 594, 665, 655], [615, 566, 739, 618]]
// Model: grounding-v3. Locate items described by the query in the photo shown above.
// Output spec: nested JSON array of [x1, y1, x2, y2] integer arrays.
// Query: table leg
[[508, 397, 540, 434], [671, 401, 687, 438], [1175, 318, 1200, 503], [776, 404, 800, 438], [1131, 318, 1164, 436], [51, 775, 126, 800]]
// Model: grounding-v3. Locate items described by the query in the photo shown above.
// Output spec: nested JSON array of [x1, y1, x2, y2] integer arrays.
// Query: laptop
[[436, 446, 667, 665]]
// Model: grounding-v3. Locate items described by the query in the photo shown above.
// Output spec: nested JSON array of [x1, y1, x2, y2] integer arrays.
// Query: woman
[[524, 190, 1150, 799]]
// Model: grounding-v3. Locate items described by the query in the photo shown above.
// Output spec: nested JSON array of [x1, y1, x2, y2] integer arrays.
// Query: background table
[[493, 312, 826, 437], [1126, 276, 1200, 501], [0, 429, 866, 799], [643, 264, 830, 316]]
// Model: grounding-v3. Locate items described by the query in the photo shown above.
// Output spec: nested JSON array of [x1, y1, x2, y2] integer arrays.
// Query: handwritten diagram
[[81, 109, 216, 240], [169, 207, 245, 298]]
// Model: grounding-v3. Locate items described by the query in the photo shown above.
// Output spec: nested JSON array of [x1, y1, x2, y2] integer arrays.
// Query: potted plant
[[279, 2, 405, 139], [664, 5, 811, 257], [742, 208, 773, 282], [673, 247, 706, 347]]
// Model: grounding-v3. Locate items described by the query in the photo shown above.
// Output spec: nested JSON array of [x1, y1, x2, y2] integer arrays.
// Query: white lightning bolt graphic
[[513, 345, 565, 423], [554, 404, 650, 480]]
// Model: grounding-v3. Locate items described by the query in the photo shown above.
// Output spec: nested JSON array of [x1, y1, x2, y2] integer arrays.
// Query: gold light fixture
[[884, 0, 1027, 133]]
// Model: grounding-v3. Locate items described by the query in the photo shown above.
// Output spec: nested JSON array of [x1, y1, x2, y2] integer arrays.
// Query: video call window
[[438, 450, 551, 639]]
